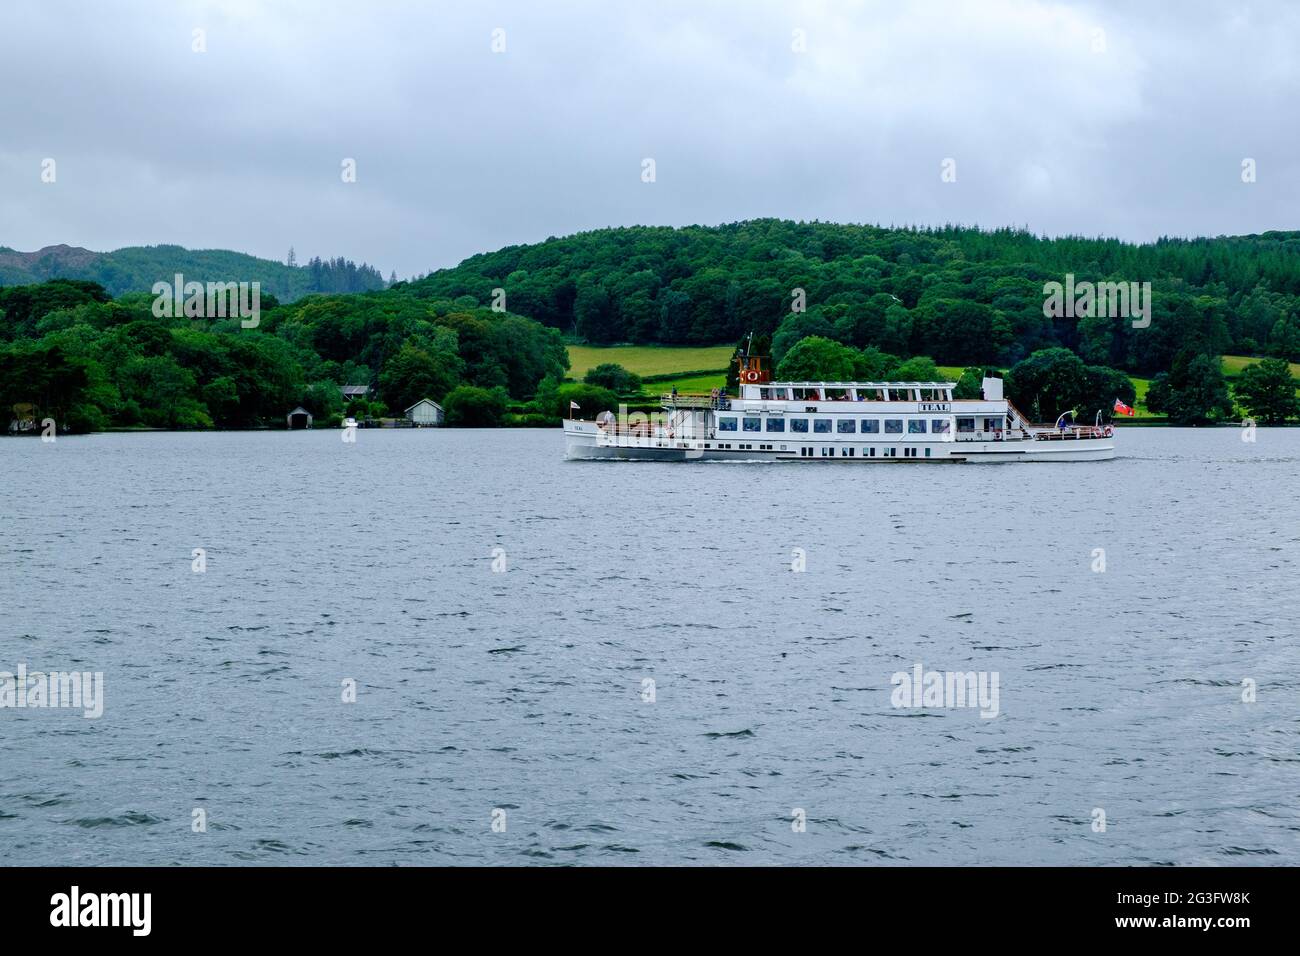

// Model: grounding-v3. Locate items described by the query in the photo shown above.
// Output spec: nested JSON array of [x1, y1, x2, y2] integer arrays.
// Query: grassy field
[[644, 372, 727, 394], [1221, 354, 1300, 378], [566, 344, 734, 378]]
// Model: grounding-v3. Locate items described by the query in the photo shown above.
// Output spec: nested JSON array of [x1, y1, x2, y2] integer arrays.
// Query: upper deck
[[739, 380, 957, 402], [743, 379, 956, 403]]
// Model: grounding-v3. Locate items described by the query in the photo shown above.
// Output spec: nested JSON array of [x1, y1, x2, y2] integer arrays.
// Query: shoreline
[[9, 420, 1286, 438]]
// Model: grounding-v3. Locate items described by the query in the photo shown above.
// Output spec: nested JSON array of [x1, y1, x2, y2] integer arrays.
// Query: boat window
[[861, 419, 880, 433], [837, 419, 856, 433], [790, 418, 809, 433], [719, 417, 737, 431], [743, 417, 761, 432], [813, 419, 832, 433], [956, 417, 975, 432], [766, 418, 785, 432], [884, 419, 903, 434], [931, 419, 951, 434], [908, 419, 927, 434], [891, 387, 915, 401]]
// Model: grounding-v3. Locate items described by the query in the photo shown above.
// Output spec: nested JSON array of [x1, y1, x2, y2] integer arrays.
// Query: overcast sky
[[2, 0, 1297, 277]]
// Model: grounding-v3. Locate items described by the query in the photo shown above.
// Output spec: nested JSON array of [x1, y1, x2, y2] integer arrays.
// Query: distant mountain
[[0, 243, 386, 301]]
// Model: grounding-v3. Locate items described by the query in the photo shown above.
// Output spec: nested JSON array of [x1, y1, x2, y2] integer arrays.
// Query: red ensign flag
[[1113, 399, 1135, 417]]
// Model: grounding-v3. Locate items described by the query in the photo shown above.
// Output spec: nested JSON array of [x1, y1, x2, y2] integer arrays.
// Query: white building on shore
[[405, 398, 444, 426]]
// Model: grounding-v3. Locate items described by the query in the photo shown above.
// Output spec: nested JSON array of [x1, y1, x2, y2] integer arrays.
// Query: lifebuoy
[[743, 370, 760, 382]]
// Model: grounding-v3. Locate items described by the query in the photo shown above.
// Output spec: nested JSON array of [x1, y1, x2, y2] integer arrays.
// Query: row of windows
[[796, 446, 934, 458], [719, 417, 952, 434], [759, 387, 951, 402], [956, 417, 1010, 431]]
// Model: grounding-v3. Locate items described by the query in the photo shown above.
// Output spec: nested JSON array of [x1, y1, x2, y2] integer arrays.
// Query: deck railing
[[661, 393, 729, 409], [1035, 426, 1112, 441]]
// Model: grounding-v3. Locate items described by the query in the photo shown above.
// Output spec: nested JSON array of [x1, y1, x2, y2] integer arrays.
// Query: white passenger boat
[[564, 354, 1115, 463]]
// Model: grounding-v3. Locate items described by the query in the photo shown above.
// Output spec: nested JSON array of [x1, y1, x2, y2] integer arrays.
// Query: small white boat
[[343, 417, 359, 429]]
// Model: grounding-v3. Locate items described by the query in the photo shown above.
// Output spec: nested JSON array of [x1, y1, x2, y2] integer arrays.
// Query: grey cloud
[[1, 0, 1296, 278]]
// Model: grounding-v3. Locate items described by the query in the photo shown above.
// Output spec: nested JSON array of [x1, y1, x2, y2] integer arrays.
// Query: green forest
[[3, 219, 1300, 431], [0, 279, 571, 431], [0, 244, 386, 300]]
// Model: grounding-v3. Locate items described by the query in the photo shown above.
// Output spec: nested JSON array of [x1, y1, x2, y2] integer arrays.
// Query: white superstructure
[[564, 359, 1115, 463]]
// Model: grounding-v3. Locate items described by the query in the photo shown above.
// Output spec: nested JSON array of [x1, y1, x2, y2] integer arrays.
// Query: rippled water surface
[[2, 427, 1298, 865]]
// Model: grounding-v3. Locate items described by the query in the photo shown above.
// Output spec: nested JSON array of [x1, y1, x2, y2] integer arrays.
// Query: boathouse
[[339, 384, 371, 402], [286, 406, 313, 429], [405, 398, 444, 426]]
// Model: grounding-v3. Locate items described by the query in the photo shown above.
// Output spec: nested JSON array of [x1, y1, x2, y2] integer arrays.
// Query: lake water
[[2, 426, 1298, 866]]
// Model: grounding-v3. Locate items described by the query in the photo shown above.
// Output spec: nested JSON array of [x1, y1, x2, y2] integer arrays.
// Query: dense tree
[[0, 342, 102, 431], [953, 367, 985, 399], [772, 310, 836, 364], [1232, 357, 1298, 424], [890, 355, 942, 382], [857, 345, 901, 380], [1144, 351, 1235, 425], [379, 336, 464, 410], [443, 385, 508, 426], [0, 278, 566, 432], [1006, 349, 1088, 422], [399, 221, 1300, 377], [1079, 364, 1138, 424], [551, 382, 618, 418], [775, 336, 861, 381], [583, 363, 641, 394], [0, 279, 110, 340], [1005, 348, 1135, 423]]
